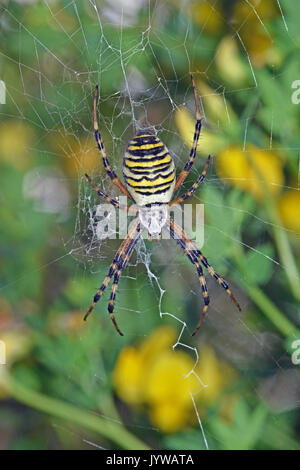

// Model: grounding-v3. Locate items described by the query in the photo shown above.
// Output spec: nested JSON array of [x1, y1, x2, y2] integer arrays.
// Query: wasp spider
[[84, 75, 241, 336]]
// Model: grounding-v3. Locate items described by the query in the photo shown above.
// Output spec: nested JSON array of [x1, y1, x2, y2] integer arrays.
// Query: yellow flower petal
[[113, 346, 145, 405], [232, 0, 281, 68], [190, 1, 224, 35], [0, 121, 36, 170], [195, 346, 235, 405], [0, 329, 32, 398], [144, 350, 197, 406], [175, 106, 225, 156], [139, 325, 177, 365], [113, 326, 180, 406], [233, 0, 278, 25], [48, 131, 102, 176], [150, 401, 187, 433], [196, 80, 237, 125], [278, 189, 300, 233], [1, 331, 32, 365], [215, 36, 248, 87], [216, 144, 284, 200]]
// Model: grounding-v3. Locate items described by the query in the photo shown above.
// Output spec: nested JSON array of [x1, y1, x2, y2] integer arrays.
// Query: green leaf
[[164, 431, 214, 450], [245, 243, 275, 285], [209, 399, 268, 450]]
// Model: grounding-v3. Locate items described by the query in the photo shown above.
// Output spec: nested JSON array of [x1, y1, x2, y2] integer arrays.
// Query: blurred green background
[[0, 0, 300, 450]]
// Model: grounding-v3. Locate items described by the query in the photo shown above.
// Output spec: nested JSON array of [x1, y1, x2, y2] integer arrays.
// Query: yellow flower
[[232, 0, 281, 68], [151, 401, 187, 434], [113, 326, 178, 407], [139, 325, 177, 364], [48, 131, 102, 176], [196, 80, 237, 125], [278, 189, 300, 233], [113, 346, 145, 405], [175, 106, 226, 157], [195, 346, 235, 405], [0, 120, 36, 170], [0, 329, 32, 399], [190, 1, 224, 35], [233, 0, 278, 26], [113, 325, 235, 433], [0, 331, 32, 365], [145, 350, 199, 433], [144, 350, 197, 406], [216, 144, 284, 200], [175, 80, 237, 158], [215, 36, 248, 87]]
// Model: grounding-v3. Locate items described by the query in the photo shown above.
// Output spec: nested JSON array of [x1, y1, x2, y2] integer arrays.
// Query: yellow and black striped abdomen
[[123, 133, 176, 206]]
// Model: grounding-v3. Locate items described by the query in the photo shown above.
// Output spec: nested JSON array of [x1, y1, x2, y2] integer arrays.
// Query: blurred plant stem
[[262, 420, 300, 450], [249, 153, 300, 307], [267, 202, 300, 306], [0, 369, 149, 450], [234, 150, 300, 336], [244, 282, 295, 338]]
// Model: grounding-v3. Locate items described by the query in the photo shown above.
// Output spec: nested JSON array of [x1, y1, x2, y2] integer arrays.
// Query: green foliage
[[209, 400, 268, 450], [244, 243, 275, 285]]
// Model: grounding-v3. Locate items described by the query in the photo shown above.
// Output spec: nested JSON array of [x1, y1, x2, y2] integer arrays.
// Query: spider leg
[[168, 219, 210, 336], [174, 74, 202, 192], [93, 85, 133, 200], [84, 220, 140, 322], [170, 219, 241, 335], [196, 247, 242, 313], [85, 173, 137, 214], [169, 155, 210, 207], [107, 223, 142, 336]]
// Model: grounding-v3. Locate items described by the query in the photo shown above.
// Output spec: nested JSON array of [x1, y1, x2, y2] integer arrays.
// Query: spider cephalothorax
[[84, 75, 241, 336], [138, 204, 169, 240]]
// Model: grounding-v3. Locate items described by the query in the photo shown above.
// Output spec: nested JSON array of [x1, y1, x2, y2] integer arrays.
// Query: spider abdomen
[[123, 133, 176, 205]]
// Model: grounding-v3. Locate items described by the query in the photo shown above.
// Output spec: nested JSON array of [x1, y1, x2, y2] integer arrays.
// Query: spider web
[[0, 0, 299, 451]]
